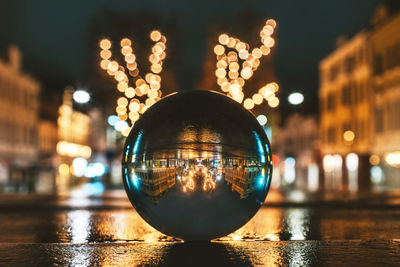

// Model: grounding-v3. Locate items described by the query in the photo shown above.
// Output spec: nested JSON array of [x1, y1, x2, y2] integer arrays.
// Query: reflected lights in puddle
[[286, 208, 309, 240], [68, 182, 104, 207], [68, 210, 91, 243], [96, 211, 174, 242], [218, 208, 283, 241]]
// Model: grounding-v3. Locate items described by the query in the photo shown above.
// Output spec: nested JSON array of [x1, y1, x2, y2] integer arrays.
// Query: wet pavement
[[1, 189, 400, 266]]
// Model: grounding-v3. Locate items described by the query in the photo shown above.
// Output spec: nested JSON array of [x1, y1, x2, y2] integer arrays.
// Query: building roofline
[[319, 30, 368, 69]]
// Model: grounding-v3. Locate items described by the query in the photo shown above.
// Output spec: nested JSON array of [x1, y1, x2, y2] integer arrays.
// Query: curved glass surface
[[122, 90, 272, 241]]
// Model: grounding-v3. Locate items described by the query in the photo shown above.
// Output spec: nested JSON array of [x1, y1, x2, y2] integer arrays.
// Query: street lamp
[[73, 90, 90, 104], [288, 92, 304, 105]]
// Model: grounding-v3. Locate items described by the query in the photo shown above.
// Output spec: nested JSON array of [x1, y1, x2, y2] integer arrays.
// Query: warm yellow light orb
[[266, 19, 277, 28], [129, 101, 140, 112], [262, 25, 274, 36], [252, 93, 263, 105], [229, 62, 239, 71], [120, 38, 132, 47], [118, 113, 128, 121], [217, 60, 227, 69], [99, 39, 111, 50], [135, 87, 143, 97], [238, 49, 249, 60], [268, 97, 279, 108], [216, 68, 227, 78], [228, 51, 238, 62], [241, 67, 253, 80], [129, 111, 140, 122], [138, 103, 146, 114], [369, 154, 380, 165], [116, 106, 127, 114], [243, 98, 255, 110], [121, 46, 133, 55], [218, 34, 229, 45], [148, 89, 158, 99], [221, 82, 230, 92], [100, 59, 110, 70], [228, 70, 239, 79], [235, 42, 246, 52], [252, 48, 262, 59], [136, 79, 146, 87], [127, 62, 137, 71], [230, 84, 241, 96], [260, 45, 271, 55], [117, 82, 128, 92], [150, 82, 161, 90], [270, 82, 279, 92], [58, 163, 70, 176], [214, 45, 225, 56], [108, 61, 119, 72], [227, 37, 236, 48], [122, 128, 131, 137], [117, 97, 128, 107], [125, 87, 135, 98], [151, 63, 162, 74], [238, 77, 245, 87], [343, 130, 355, 142], [232, 93, 244, 103], [146, 98, 156, 106], [263, 37, 275, 48], [217, 77, 227, 86], [125, 53, 136, 63], [100, 49, 111, 60], [139, 84, 150, 95], [115, 71, 126, 82], [150, 30, 162, 42]]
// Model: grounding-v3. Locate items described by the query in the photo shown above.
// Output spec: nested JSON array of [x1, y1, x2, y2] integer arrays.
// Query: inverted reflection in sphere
[[122, 90, 272, 241]]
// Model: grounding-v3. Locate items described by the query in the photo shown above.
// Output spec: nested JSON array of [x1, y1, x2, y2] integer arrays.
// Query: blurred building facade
[[0, 46, 40, 192], [319, 8, 400, 192], [56, 89, 91, 191], [36, 120, 58, 192], [273, 114, 319, 191], [371, 11, 400, 188]]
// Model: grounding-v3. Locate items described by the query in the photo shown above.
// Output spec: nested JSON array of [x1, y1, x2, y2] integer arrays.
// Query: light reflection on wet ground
[[1, 189, 400, 265]]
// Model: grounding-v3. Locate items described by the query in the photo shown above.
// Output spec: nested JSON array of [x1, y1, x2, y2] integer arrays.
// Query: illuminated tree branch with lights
[[214, 19, 280, 110], [99, 31, 167, 136]]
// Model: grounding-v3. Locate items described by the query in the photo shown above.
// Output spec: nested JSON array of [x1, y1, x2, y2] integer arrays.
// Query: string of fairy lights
[[214, 19, 280, 110], [99, 31, 167, 136], [99, 20, 278, 136]]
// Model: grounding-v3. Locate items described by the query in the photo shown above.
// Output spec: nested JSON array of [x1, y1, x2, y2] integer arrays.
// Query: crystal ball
[[122, 90, 272, 241]]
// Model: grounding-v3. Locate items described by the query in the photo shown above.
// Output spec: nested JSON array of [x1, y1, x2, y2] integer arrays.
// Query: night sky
[[0, 0, 383, 114]]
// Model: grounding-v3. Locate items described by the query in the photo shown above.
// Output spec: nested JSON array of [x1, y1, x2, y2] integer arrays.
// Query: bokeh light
[[73, 90, 90, 104], [212, 19, 279, 111], [288, 92, 304, 105]]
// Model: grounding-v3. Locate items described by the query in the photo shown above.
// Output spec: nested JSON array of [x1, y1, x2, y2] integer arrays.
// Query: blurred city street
[[1, 187, 400, 266]]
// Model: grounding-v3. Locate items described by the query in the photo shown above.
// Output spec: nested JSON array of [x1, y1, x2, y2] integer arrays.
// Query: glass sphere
[[122, 90, 272, 241]]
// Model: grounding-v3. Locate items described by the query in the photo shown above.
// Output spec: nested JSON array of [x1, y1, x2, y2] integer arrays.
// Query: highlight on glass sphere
[[122, 90, 272, 241]]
